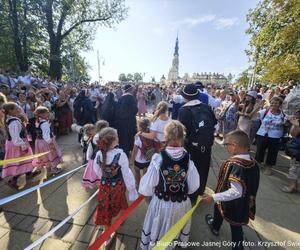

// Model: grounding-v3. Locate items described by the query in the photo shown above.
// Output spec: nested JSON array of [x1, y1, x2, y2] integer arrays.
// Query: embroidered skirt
[[33, 139, 63, 169], [2, 140, 33, 178], [94, 181, 128, 226], [141, 195, 192, 250], [82, 159, 101, 189]]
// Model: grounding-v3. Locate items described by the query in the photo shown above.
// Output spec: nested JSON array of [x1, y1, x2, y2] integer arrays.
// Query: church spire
[[174, 35, 179, 56]]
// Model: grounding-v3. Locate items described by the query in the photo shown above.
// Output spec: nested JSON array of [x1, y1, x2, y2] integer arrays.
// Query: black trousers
[[188, 145, 211, 199], [212, 204, 244, 250], [255, 135, 280, 166], [27, 118, 36, 144]]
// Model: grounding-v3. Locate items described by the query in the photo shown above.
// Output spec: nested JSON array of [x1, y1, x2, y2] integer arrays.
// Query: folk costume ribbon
[[0, 151, 50, 166], [88, 195, 144, 250], [153, 196, 202, 250]]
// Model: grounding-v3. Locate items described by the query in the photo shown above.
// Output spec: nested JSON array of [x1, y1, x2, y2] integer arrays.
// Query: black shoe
[[26, 170, 42, 179], [205, 214, 219, 236]]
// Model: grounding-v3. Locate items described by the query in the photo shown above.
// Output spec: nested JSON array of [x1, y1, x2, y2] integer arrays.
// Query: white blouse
[[138, 149, 200, 197], [39, 119, 52, 144], [257, 109, 285, 138], [93, 148, 138, 201], [150, 118, 171, 142], [133, 135, 149, 163], [6, 116, 26, 147]]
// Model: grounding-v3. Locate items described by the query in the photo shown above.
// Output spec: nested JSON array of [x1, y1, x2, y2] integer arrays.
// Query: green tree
[[0, 0, 38, 72], [246, 0, 300, 83], [133, 72, 142, 82], [62, 51, 90, 82], [33, 0, 128, 79], [0, 0, 128, 80], [235, 70, 251, 87], [118, 73, 127, 82], [126, 73, 133, 82]]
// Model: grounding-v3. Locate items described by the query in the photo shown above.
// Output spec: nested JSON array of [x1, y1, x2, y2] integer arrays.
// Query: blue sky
[[83, 0, 259, 82]]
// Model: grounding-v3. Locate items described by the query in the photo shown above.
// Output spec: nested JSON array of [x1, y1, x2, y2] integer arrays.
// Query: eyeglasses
[[223, 143, 235, 147]]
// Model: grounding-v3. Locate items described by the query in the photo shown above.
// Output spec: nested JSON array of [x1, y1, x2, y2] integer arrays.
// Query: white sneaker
[[104, 232, 115, 246], [17, 174, 27, 189], [264, 167, 272, 176], [48, 167, 63, 175]]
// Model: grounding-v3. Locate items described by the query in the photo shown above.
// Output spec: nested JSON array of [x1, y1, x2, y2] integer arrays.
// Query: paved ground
[[0, 132, 299, 250]]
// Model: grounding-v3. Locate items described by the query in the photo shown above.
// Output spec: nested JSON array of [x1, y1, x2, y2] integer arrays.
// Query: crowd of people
[[0, 68, 300, 249]]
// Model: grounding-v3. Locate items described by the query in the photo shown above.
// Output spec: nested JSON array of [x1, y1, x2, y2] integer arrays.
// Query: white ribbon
[[24, 190, 99, 250], [0, 164, 86, 206]]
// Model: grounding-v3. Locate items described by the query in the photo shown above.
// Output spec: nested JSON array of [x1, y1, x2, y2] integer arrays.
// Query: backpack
[[139, 135, 156, 161], [285, 136, 300, 161], [187, 104, 217, 149], [151, 93, 156, 101]]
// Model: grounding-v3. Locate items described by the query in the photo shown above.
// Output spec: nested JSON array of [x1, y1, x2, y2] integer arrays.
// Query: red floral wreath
[[97, 138, 109, 151]]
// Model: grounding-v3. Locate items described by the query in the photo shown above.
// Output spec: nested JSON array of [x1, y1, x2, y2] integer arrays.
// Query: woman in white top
[[144, 101, 171, 147], [255, 96, 286, 175]]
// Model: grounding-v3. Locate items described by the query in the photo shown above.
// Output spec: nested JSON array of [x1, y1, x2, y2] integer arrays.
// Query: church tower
[[168, 35, 179, 82]]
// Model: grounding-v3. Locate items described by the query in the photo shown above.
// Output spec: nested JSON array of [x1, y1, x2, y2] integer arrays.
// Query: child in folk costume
[[203, 130, 260, 250], [33, 106, 63, 175], [0, 93, 7, 179], [82, 120, 109, 189], [2, 102, 34, 189], [130, 118, 154, 185], [81, 123, 95, 165], [142, 101, 171, 152], [139, 120, 200, 249], [93, 127, 138, 245]]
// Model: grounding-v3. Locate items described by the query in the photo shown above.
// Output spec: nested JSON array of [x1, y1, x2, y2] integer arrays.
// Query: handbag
[[285, 138, 300, 161], [218, 103, 233, 120]]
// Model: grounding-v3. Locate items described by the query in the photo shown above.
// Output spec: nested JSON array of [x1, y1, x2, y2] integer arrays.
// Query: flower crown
[[97, 138, 109, 151]]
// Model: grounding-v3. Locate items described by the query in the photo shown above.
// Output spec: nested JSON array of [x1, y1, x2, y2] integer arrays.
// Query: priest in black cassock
[[114, 84, 138, 156]]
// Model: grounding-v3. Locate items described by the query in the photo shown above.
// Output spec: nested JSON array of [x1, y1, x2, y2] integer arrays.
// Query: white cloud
[[181, 15, 216, 26], [174, 15, 216, 27], [214, 17, 239, 30], [172, 15, 239, 30], [153, 15, 239, 37]]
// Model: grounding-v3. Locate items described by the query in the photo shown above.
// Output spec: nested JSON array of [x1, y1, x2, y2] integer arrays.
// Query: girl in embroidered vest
[[139, 120, 200, 250], [93, 127, 138, 246], [2, 102, 34, 189], [81, 123, 95, 165], [203, 130, 260, 250], [130, 117, 153, 186], [33, 106, 63, 175], [82, 120, 109, 189], [142, 101, 171, 153]]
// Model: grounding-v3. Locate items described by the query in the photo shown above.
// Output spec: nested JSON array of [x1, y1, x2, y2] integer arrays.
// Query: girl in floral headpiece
[[93, 127, 138, 246], [82, 120, 108, 189], [139, 120, 200, 249]]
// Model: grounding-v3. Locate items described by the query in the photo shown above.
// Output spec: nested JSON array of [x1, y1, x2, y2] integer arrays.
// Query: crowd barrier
[[0, 163, 86, 206], [1, 152, 201, 249], [24, 190, 99, 250]]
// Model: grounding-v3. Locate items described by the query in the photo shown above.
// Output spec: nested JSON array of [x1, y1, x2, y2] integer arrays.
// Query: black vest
[[215, 158, 260, 225], [36, 121, 54, 139], [97, 152, 123, 186], [155, 150, 189, 203], [6, 118, 26, 141], [90, 141, 98, 160]]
